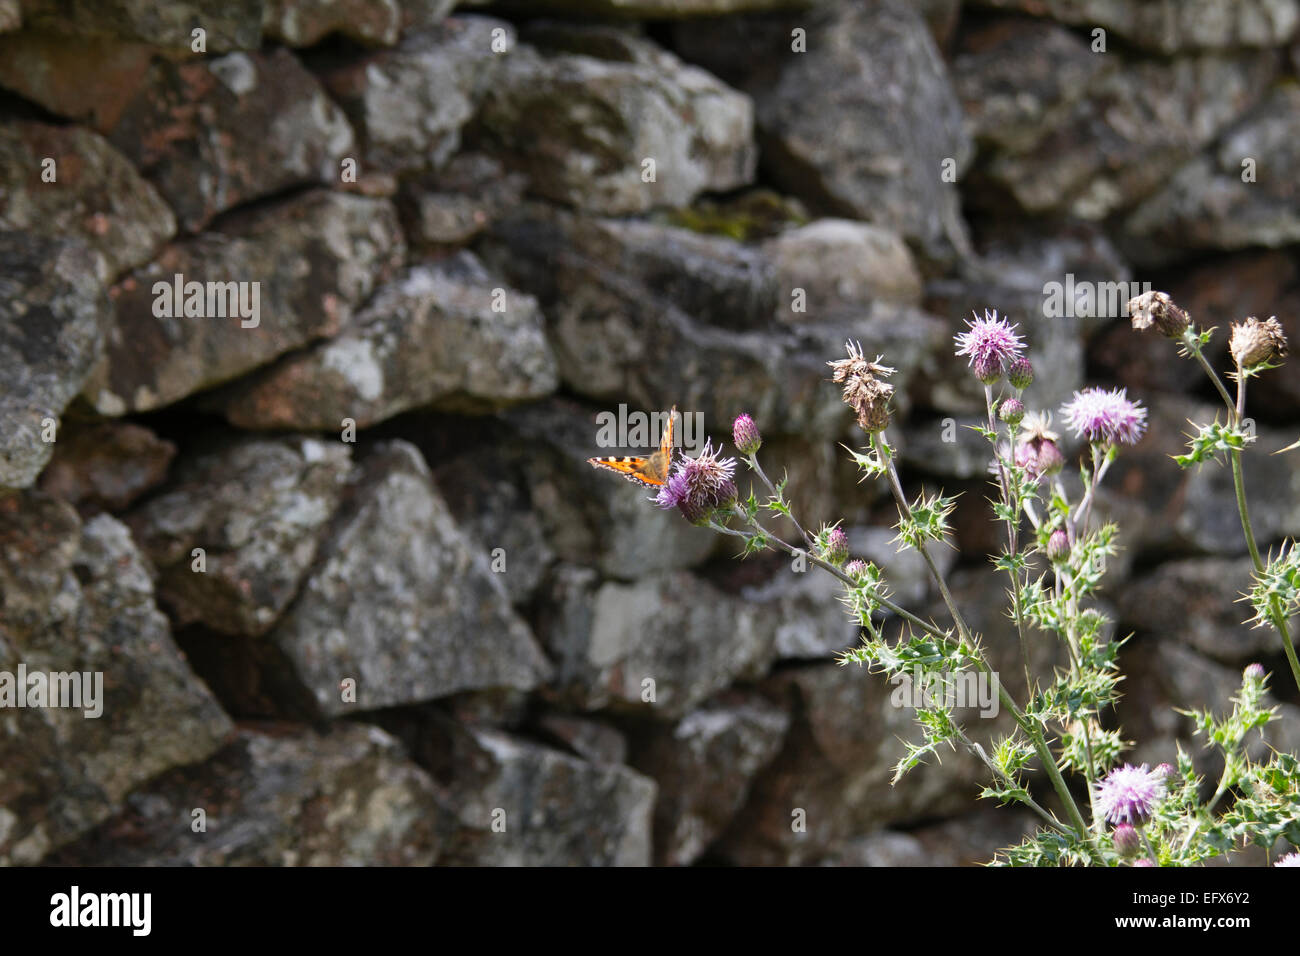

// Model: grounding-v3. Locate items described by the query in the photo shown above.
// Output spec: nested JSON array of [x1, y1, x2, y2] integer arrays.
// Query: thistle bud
[[677, 495, 711, 527], [1156, 763, 1174, 780], [999, 397, 1025, 426], [823, 526, 849, 566], [1244, 662, 1266, 683], [1128, 291, 1189, 339], [1006, 356, 1034, 390], [845, 559, 870, 580], [1047, 528, 1069, 563], [1229, 316, 1288, 368], [1112, 823, 1141, 858], [732, 413, 762, 456], [973, 352, 1003, 385], [1038, 438, 1064, 476]]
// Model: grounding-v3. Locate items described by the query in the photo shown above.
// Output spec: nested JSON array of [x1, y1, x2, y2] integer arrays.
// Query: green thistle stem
[[872, 429, 1093, 846], [1228, 372, 1300, 695]]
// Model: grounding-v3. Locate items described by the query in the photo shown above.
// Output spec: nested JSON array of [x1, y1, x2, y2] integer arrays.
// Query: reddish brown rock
[[37, 421, 176, 514], [109, 48, 355, 232], [0, 32, 157, 132]]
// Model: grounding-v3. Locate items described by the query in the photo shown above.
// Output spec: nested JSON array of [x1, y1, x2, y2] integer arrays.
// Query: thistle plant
[[643, 300, 1300, 866]]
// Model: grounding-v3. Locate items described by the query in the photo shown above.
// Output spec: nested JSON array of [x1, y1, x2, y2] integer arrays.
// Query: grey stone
[[968, 0, 1300, 54], [539, 565, 777, 719], [1124, 86, 1300, 257], [52, 725, 449, 865], [674, 0, 972, 261], [262, 0, 404, 46], [217, 252, 557, 430], [1120, 639, 1300, 780], [83, 190, 404, 415], [1118, 557, 1282, 664], [124, 435, 353, 637], [629, 690, 790, 865], [953, 18, 1112, 153], [537, 714, 628, 765], [829, 807, 1041, 866], [481, 204, 945, 443], [0, 121, 176, 282], [985, 52, 1276, 220], [322, 17, 511, 175], [762, 219, 924, 323], [439, 723, 657, 865], [264, 441, 552, 717], [17, 0, 263, 50], [1106, 396, 1300, 558], [397, 153, 527, 247], [0, 232, 107, 493], [476, 27, 756, 214], [0, 501, 233, 864], [713, 662, 994, 866]]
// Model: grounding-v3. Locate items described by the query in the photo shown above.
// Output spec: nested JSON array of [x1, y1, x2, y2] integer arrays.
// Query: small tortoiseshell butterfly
[[587, 406, 676, 487]]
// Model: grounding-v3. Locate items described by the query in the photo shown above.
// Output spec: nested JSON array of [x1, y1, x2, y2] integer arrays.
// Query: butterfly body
[[588, 406, 676, 488]]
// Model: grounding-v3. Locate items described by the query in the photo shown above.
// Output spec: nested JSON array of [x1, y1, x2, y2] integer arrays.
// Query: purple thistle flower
[[1132, 858, 1155, 867], [1276, 852, 1300, 867], [1015, 412, 1065, 479], [658, 440, 737, 524], [1006, 356, 1034, 390], [823, 526, 849, 566], [733, 413, 762, 456], [1060, 387, 1148, 446], [653, 470, 690, 511], [1112, 823, 1141, 858], [1244, 662, 1266, 683], [1046, 528, 1070, 563], [845, 559, 870, 579], [1096, 763, 1167, 826], [999, 397, 1025, 426], [954, 310, 1025, 382]]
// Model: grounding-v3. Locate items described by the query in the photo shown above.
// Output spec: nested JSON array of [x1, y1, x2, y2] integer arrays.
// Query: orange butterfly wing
[[588, 406, 676, 487]]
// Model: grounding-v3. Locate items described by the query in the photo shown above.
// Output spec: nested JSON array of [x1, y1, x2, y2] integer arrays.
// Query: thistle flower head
[[655, 440, 736, 524], [1112, 823, 1141, 858], [1047, 528, 1070, 563], [1128, 290, 1189, 339], [954, 310, 1025, 383], [1061, 387, 1148, 446], [1229, 315, 1287, 368], [732, 413, 762, 456], [999, 397, 1025, 426], [1276, 852, 1300, 867], [1096, 763, 1167, 826], [822, 526, 849, 566], [1243, 662, 1266, 683], [829, 341, 895, 433], [1006, 356, 1034, 390], [1015, 412, 1064, 479], [845, 559, 870, 580]]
